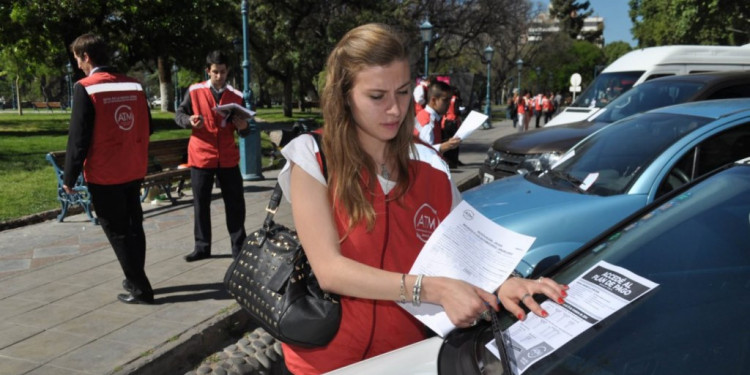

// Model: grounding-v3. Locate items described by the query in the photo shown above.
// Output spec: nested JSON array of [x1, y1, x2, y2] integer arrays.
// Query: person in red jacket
[[414, 80, 460, 154], [64, 33, 154, 304], [441, 86, 464, 168], [277, 23, 568, 375], [175, 51, 249, 262]]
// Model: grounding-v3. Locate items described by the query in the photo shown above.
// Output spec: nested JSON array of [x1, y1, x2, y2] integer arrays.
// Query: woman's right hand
[[422, 276, 499, 328]]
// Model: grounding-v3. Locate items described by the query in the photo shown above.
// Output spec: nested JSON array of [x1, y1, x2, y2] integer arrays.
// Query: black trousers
[[442, 121, 461, 167], [88, 180, 153, 299], [191, 166, 246, 257]]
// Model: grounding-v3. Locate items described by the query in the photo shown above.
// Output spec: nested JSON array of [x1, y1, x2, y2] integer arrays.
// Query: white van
[[546, 44, 750, 126]]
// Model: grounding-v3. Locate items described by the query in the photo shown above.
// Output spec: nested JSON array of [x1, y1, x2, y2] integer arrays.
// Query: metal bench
[[46, 138, 191, 224], [139, 138, 191, 204]]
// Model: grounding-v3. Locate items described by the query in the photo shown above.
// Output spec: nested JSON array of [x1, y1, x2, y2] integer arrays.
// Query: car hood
[[462, 175, 647, 275], [491, 120, 609, 154]]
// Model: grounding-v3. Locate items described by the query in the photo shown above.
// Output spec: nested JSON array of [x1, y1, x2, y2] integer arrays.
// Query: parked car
[[330, 157, 750, 374], [546, 44, 750, 127], [471, 99, 750, 278], [481, 71, 750, 182]]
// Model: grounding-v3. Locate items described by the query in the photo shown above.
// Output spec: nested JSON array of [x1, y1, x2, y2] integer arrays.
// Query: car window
[[539, 113, 712, 196], [706, 84, 750, 99], [656, 124, 750, 197], [643, 73, 674, 81], [596, 81, 704, 123], [573, 71, 643, 109], [488, 166, 750, 375]]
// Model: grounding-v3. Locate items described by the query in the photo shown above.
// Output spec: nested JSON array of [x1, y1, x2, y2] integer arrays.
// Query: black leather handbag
[[224, 133, 341, 348]]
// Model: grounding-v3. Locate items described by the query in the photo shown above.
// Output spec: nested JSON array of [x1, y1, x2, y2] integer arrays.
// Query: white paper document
[[401, 200, 536, 337], [486, 261, 658, 374], [213, 103, 256, 122], [453, 110, 489, 140]]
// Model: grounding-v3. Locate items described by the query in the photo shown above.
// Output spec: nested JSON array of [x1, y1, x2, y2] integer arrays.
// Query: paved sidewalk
[[0, 120, 517, 375]]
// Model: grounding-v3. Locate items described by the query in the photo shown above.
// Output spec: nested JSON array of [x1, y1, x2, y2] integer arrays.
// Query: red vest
[[441, 95, 460, 129], [187, 82, 243, 168], [282, 142, 455, 374], [517, 97, 527, 115], [542, 96, 552, 112], [415, 109, 443, 144], [79, 72, 149, 185]]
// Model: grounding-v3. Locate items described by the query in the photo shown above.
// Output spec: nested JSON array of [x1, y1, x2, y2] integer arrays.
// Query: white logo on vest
[[414, 203, 440, 242], [115, 105, 135, 130]]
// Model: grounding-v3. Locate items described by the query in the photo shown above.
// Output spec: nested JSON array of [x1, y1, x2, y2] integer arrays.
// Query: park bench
[[31, 101, 50, 112], [46, 138, 191, 224], [31, 101, 66, 112], [47, 102, 65, 111]]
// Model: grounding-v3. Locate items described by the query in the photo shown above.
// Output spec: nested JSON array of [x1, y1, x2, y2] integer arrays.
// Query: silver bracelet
[[412, 274, 424, 306], [399, 274, 407, 304]]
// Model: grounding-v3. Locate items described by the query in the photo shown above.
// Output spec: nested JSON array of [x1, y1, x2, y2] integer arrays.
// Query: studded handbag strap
[[263, 132, 326, 228]]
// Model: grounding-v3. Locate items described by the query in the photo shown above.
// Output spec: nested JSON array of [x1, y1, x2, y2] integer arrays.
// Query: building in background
[[528, 8, 604, 47]]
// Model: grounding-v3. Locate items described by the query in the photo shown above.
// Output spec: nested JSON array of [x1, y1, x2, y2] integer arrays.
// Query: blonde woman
[[278, 23, 568, 374]]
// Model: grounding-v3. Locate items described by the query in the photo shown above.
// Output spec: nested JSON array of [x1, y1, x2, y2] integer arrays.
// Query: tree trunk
[[283, 75, 293, 117], [157, 57, 175, 112], [15, 75, 23, 116]]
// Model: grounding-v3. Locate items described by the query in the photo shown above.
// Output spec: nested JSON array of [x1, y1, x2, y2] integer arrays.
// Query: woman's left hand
[[497, 276, 569, 321]]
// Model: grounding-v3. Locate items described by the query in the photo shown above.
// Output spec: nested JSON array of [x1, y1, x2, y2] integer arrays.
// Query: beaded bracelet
[[412, 274, 424, 306], [399, 274, 407, 304]]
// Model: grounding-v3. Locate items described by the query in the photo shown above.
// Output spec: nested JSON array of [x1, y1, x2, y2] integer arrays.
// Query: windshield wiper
[[548, 170, 590, 194], [490, 308, 514, 374]]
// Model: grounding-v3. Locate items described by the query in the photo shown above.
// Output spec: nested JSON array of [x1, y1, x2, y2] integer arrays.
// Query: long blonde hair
[[320, 23, 415, 231]]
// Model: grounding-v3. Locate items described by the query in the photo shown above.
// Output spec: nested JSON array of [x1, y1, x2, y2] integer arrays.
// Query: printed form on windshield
[[485, 261, 659, 375], [400, 200, 535, 337]]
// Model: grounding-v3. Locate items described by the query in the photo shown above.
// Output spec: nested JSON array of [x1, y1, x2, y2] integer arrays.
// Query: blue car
[[463, 99, 750, 277], [330, 157, 750, 375]]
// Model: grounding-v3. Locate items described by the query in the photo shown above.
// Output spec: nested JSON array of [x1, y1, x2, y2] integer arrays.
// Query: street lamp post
[[516, 59, 523, 95], [420, 19, 433, 78], [482, 45, 494, 129], [547, 72, 553, 92], [535, 66, 541, 93], [66, 62, 73, 109], [239, 0, 264, 181], [172, 63, 179, 110]]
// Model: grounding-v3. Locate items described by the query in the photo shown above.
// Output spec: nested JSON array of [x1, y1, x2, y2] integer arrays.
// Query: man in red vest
[[64, 33, 154, 304], [175, 51, 249, 262], [414, 80, 460, 156]]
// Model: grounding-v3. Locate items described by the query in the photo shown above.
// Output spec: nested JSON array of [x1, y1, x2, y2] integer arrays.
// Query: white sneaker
[[151, 195, 171, 206]]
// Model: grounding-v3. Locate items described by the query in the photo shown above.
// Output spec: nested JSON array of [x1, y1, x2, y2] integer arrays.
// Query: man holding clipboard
[[175, 50, 249, 262]]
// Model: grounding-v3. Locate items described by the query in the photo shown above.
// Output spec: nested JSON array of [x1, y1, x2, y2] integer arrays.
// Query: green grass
[[0, 108, 321, 222]]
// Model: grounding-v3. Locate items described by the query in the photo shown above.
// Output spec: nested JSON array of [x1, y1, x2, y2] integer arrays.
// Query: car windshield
[[529, 112, 712, 196], [481, 164, 750, 375], [594, 80, 705, 124], [572, 71, 643, 109]]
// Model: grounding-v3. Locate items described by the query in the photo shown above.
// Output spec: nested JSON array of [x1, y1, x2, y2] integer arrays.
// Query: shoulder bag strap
[[263, 131, 326, 227]]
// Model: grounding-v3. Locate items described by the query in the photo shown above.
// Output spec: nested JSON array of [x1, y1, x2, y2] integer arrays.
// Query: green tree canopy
[[629, 0, 750, 46], [603, 41, 632, 65], [549, 0, 596, 40]]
